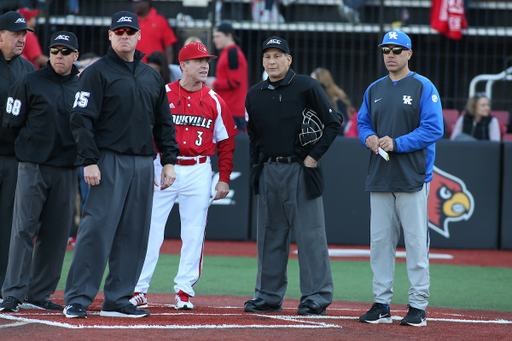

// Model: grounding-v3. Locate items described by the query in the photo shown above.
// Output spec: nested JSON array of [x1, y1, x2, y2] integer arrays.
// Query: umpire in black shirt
[[63, 11, 179, 319], [0, 11, 35, 302], [245, 36, 341, 315], [1, 31, 80, 313]]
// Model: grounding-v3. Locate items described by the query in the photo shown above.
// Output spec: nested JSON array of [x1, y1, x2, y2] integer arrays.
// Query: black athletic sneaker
[[21, 299, 64, 311], [0, 296, 20, 312], [400, 305, 427, 326], [63, 303, 87, 318], [359, 303, 392, 324], [100, 304, 150, 318]]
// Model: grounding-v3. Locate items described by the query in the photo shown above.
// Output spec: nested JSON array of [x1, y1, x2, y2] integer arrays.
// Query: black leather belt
[[268, 156, 296, 164]]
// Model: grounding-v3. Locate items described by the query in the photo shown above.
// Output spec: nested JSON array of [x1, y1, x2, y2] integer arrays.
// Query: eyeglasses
[[113, 28, 138, 36], [475, 92, 487, 98], [381, 47, 408, 55], [49, 47, 75, 56]]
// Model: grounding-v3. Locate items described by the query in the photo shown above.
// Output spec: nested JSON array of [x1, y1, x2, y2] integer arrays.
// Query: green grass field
[[57, 252, 512, 312]]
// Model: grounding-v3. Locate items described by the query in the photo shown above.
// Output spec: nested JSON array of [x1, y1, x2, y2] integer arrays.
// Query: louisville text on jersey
[[173, 114, 213, 129]]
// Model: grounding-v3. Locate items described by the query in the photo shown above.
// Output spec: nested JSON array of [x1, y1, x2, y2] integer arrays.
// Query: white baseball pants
[[134, 155, 212, 297]]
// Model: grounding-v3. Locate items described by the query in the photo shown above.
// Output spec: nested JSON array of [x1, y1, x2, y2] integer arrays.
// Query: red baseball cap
[[178, 42, 217, 63], [17, 7, 39, 21]]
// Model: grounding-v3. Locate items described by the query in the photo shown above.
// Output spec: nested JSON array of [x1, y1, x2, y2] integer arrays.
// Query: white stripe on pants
[[135, 155, 212, 297], [369, 183, 430, 310]]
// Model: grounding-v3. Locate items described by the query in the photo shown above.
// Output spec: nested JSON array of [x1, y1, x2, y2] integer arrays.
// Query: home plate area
[[2, 292, 512, 341], [1, 294, 341, 330]]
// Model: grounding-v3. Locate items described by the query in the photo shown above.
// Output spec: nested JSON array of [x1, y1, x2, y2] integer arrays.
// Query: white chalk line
[[1, 305, 511, 330], [0, 321, 32, 328], [0, 313, 340, 329]]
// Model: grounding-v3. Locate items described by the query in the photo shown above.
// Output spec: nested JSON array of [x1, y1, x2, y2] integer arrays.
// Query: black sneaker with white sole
[[100, 304, 150, 318], [0, 296, 20, 312], [359, 303, 392, 324], [21, 299, 64, 311], [400, 305, 427, 326], [64, 303, 87, 318]]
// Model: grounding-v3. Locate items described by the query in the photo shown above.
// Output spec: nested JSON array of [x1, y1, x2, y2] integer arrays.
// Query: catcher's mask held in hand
[[299, 107, 324, 147]]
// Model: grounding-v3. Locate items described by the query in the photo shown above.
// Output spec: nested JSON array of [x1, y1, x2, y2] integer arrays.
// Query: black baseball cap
[[49, 31, 79, 51], [214, 21, 240, 44], [110, 11, 139, 31], [0, 11, 34, 32], [261, 36, 290, 54]]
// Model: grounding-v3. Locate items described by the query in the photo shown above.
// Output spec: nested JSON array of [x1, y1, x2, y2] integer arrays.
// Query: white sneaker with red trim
[[129, 292, 148, 308], [175, 290, 194, 310]]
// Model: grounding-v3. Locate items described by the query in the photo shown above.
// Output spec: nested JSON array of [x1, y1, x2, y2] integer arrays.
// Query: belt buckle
[[276, 156, 286, 164]]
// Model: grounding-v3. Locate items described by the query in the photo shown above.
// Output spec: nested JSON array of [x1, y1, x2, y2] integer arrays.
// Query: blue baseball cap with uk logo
[[378, 31, 412, 49]]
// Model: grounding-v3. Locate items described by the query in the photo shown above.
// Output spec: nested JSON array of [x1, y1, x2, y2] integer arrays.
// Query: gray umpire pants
[[64, 150, 154, 311], [2, 162, 77, 303], [254, 161, 333, 308], [369, 183, 430, 311], [0, 155, 18, 296]]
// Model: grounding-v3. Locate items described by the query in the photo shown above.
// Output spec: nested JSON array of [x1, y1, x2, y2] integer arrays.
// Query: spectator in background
[[76, 52, 100, 75], [338, 0, 366, 24], [251, 0, 285, 23], [18, 7, 48, 69], [147, 51, 170, 83], [206, 22, 248, 133], [508, 108, 512, 134], [310, 67, 351, 134], [450, 93, 501, 141], [69, 0, 79, 15], [133, 0, 177, 64], [342, 109, 359, 137], [184, 36, 201, 45]]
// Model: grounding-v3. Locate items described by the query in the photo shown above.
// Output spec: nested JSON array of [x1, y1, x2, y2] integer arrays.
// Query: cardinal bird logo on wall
[[428, 166, 474, 238]]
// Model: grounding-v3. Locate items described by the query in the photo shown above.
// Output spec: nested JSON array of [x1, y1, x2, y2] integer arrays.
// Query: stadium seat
[[488, 111, 510, 138], [442, 109, 459, 138], [502, 133, 512, 142], [491, 110, 510, 125]]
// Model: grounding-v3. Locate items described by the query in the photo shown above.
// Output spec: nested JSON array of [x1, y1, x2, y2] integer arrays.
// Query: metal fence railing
[[3, 0, 511, 112]]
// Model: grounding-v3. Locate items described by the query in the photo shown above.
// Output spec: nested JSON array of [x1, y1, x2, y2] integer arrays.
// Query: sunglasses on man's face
[[381, 46, 408, 55], [49, 47, 74, 56], [113, 28, 138, 36]]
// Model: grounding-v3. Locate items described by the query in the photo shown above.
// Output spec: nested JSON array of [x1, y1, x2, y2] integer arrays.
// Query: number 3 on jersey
[[73, 91, 90, 108], [195, 131, 203, 146]]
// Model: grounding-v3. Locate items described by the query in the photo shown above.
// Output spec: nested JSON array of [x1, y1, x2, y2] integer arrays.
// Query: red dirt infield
[[1, 292, 511, 340], [1, 240, 511, 340]]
